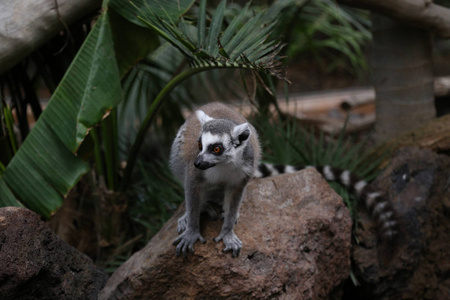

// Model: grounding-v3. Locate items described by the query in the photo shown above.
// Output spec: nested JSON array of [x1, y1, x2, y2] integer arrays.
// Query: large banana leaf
[[0, 0, 194, 217]]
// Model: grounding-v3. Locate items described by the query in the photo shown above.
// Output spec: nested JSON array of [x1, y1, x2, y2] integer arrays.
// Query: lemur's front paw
[[173, 230, 206, 257], [214, 230, 242, 258]]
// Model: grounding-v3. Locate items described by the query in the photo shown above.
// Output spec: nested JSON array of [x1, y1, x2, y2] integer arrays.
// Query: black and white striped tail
[[254, 163, 398, 242]]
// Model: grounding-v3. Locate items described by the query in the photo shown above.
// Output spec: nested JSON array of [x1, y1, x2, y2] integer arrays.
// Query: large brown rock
[[100, 168, 352, 299], [351, 147, 450, 299], [0, 206, 107, 300]]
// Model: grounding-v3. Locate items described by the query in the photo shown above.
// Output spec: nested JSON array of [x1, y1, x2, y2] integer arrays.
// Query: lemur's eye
[[213, 146, 222, 154], [198, 141, 202, 150]]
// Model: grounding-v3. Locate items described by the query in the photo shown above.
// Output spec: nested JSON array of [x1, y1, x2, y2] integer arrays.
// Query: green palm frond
[[0, 0, 191, 216], [120, 0, 290, 189], [118, 41, 191, 156], [255, 114, 384, 222], [131, 0, 288, 82]]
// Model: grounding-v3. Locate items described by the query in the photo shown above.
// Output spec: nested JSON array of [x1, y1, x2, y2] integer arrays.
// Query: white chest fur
[[202, 162, 248, 185]]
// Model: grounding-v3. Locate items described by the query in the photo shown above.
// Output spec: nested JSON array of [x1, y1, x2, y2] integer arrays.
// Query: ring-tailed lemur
[[170, 102, 398, 257]]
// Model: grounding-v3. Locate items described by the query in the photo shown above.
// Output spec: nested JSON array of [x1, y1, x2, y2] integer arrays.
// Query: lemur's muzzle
[[194, 156, 215, 170]]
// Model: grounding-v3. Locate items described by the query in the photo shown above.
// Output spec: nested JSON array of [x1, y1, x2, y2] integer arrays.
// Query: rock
[[100, 168, 352, 299], [350, 147, 450, 299], [0, 206, 107, 300]]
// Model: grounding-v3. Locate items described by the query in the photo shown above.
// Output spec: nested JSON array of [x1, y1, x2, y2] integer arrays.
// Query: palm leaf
[[120, 0, 289, 189], [132, 0, 288, 81], [0, 1, 191, 217], [205, 0, 226, 55]]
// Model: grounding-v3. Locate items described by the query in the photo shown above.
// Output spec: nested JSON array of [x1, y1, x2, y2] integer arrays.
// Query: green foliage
[[0, 0, 288, 218], [0, 1, 186, 215], [118, 42, 190, 149], [0, 1, 376, 275], [132, 0, 287, 80], [0, 0, 377, 276], [276, 0, 371, 74], [130, 161, 183, 237], [2, 105, 17, 155], [254, 113, 384, 220], [120, 0, 289, 190], [101, 160, 183, 273], [219, 0, 370, 74]]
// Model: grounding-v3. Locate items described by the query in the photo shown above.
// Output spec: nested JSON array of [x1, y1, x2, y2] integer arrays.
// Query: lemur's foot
[[214, 230, 242, 258], [173, 229, 206, 257]]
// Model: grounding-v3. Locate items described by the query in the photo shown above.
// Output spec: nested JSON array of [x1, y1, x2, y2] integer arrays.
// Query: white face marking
[[199, 132, 226, 155]]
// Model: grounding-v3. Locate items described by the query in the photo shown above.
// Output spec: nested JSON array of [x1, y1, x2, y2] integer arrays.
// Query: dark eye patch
[[208, 143, 224, 155]]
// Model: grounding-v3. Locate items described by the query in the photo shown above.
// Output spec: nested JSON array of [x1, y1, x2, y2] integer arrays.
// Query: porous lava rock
[[350, 147, 450, 299], [0, 206, 107, 300], [100, 168, 352, 299]]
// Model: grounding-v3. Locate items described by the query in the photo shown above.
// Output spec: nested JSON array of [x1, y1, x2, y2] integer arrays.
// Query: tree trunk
[[338, 0, 450, 38], [371, 13, 436, 142], [0, 0, 101, 74]]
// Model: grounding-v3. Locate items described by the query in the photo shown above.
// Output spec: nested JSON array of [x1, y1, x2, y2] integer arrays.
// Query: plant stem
[[119, 67, 210, 191], [0, 161, 5, 175], [91, 128, 105, 182], [3, 106, 18, 153], [102, 108, 119, 191]]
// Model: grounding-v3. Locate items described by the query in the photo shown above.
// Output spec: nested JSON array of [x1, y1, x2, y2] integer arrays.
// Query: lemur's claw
[[214, 230, 242, 258], [173, 230, 206, 257]]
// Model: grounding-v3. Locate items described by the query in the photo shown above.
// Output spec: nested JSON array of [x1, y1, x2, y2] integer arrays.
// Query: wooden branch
[[0, 0, 102, 74], [340, 76, 450, 110], [338, 0, 450, 38], [374, 114, 450, 161]]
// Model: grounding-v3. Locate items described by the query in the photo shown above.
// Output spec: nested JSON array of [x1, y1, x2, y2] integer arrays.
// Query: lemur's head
[[194, 110, 251, 170]]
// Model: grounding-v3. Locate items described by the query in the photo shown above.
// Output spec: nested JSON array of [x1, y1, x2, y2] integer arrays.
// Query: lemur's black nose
[[194, 157, 215, 170]]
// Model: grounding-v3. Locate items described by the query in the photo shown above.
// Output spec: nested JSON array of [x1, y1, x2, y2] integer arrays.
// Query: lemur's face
[[194, 132, 230, 170], [194, 110, 250, 171]]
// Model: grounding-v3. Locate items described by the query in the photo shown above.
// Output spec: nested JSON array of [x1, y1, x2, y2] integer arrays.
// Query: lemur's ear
[[196, 110, 213, 125], [231, 123, 251, 146]]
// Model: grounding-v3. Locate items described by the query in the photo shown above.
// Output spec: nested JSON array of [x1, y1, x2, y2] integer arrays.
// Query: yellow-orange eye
[[198, 141, 202, 150], [213, 146, 221, 154]]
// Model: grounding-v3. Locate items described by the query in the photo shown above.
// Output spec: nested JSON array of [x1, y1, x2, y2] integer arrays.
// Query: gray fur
[[202, 119, 236, 134], [170, 103, 398, 258], [170, 102, 260, 257]]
